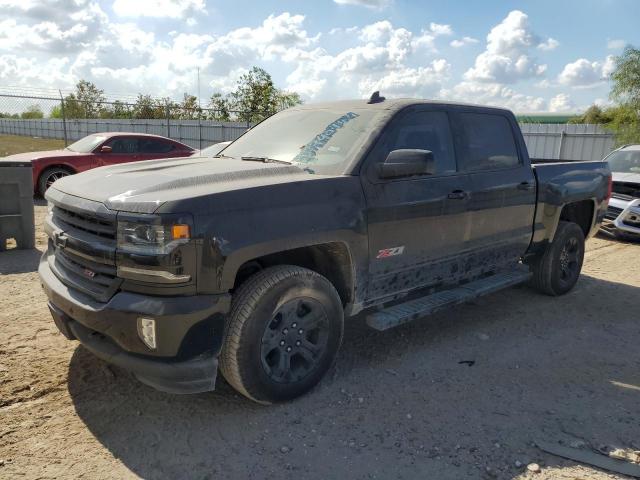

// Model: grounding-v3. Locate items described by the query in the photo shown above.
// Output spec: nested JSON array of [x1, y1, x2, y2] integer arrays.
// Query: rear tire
[[220, 266, 344, 404], [38, 167, 72, 196], [529, 221, 585, 296]]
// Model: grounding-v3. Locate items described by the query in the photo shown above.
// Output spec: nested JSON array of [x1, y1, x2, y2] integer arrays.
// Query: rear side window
[[108, 138, 139, 154], [377, 110, 456, 176], [458, 113, 519, 171], [139, 139, 174, 153]]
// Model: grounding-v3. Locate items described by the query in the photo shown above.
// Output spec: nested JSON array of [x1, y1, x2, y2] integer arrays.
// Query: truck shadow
[[0, 248, 41, 274], [67, 274, 640, 479]]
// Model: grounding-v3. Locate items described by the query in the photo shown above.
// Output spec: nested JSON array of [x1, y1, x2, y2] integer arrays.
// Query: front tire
[[220, 266, 344, 404], [529, 221, 585, 296], [38, 167, 72, 196]]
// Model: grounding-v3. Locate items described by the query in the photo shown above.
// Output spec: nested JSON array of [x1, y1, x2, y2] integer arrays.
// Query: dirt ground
[[1, 202, 639, 480], [0, 135, 65, 157]]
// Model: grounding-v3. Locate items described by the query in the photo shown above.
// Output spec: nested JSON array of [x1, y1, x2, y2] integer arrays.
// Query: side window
[[139, 139, 174, 154], [376, 110, 456, 176], [108, 138, 139, 154], [459, 113, 520, 171]]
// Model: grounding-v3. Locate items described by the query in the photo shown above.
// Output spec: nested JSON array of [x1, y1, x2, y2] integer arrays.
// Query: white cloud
[[464, 10, 547, 84], [429, 23, 453, 36], [443, 81, 546, 112], [450, 36, 478, 48], [358, 59, 450, 97], [333, 0, 390, 8], [548, 93, 573, 112], [607, 39, 625, 50], [112, 0, 205, 19], [537, 37, 559, 51], [557, 55, 614, 87]]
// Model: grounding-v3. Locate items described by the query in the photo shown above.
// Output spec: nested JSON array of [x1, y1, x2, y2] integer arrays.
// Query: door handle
[[447, 190, 468, 200], [517, 181, 534, 191]]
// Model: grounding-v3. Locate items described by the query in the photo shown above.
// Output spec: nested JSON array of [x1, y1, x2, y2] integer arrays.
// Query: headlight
[[117, 220, 190, 254], [47, 201, 54, 215]]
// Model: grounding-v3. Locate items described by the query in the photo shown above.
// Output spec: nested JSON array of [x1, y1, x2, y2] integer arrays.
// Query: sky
[[0, 0, 638, 113]]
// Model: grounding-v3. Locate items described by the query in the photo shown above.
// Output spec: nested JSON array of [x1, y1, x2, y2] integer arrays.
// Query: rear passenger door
[[361, 106, 472, 302], [137, 138, 178, 161], [452, 110, 536, 272]]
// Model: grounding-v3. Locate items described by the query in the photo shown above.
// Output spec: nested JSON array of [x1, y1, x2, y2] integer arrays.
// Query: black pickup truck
[[39, 97, 611, 403]]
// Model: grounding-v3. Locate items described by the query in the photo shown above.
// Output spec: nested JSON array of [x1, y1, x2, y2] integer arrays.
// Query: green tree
[[569, 105, 613, 124], [50, 105, 63, 119], [207, 93, 231, 121], [20, 105, 44, 119], [131, 94, 167, 119], [572, 47, 640, 145], [611, 46, 640, 108], [208, 66, 302, 122], [63, 80, 107, 118], [179, 93, 201, 119]]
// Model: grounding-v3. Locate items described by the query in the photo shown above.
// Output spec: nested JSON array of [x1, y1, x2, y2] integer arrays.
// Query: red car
[[1, 132, 195, 195]]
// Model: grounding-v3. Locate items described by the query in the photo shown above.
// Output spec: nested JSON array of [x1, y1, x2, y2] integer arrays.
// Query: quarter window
[[459, 113, 519, 171], [139, 139, 174, 154]]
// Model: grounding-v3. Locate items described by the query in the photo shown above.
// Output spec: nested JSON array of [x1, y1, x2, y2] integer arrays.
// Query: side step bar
[[366, 267, 532, 331]]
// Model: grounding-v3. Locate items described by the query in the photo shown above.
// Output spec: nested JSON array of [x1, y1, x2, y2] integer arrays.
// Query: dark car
[[0, 132, 195, 195], [39, 96, 611, 404]]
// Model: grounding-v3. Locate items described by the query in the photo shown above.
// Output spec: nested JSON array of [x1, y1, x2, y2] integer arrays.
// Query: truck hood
[[0, 149, 82, 162], [49, 155, 313, 213]]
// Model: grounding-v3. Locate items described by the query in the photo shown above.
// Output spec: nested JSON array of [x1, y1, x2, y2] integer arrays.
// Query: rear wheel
[[529, 221, 585, 296], [220, 265, 344, 404], [38, 167, 72, 196]]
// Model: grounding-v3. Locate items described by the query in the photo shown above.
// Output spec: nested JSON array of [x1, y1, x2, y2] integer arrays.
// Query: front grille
[[48, 202, 121, 303], [612, 182, 640, 199], [53, 205, 116, 240], [605, 206, 623, 221]]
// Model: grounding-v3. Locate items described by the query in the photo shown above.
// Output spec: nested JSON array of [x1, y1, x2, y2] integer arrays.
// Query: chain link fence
[[0, 92, 275, 149], [0, 91, 618, 160]]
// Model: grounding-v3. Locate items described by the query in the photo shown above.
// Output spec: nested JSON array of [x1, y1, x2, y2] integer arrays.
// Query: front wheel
[[38, 167, 72, 196], [529, 221, 585, 296], [219, 266, 344, 404]]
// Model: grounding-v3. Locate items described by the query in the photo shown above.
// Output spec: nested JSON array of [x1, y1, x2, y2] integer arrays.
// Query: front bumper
[[601, 197, 640, 237], [39, 254, 231, 394]]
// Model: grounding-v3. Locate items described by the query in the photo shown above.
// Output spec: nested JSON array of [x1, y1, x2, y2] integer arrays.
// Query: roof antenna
[[367, 91, 385, 104]]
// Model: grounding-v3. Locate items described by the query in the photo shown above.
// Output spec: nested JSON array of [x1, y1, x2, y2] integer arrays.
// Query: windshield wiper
[[241, 156, 292, 165], [213, 153, 235, 159]]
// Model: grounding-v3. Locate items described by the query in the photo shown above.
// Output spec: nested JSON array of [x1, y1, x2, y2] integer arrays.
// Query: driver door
[[360, 106, 471, 303], [97, 137, 141, 166]]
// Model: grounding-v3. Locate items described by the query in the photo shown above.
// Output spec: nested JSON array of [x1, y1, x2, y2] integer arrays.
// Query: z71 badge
[[376, 246, 405, 259]]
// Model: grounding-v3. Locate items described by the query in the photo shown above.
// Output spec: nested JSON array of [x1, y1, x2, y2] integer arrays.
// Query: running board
[[366, 267, 532, 331]]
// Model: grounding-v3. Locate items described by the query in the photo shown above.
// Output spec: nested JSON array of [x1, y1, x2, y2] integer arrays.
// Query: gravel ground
[[1, 201, 639, 480]]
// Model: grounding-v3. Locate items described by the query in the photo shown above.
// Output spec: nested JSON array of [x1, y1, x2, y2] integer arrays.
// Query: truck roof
[[290, 98, 514, 116]]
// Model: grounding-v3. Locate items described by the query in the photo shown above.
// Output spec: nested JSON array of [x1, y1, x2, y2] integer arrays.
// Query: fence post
[[557, 130, 565, 160], [58, 90, 68, 146], [165, 103, 170, 138]]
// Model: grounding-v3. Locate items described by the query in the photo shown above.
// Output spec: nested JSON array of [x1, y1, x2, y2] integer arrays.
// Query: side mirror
[[378, 149, 435, 179], [100, 145, 112, 153]]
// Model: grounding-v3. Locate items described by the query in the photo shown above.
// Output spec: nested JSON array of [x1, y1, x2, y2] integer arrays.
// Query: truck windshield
[[221, 108, 383, 174], [607, 150, 640, 173], [66, 135, 107, 153]]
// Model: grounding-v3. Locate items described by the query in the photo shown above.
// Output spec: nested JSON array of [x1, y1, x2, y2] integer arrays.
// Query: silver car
[[602, 144, 640, 239]]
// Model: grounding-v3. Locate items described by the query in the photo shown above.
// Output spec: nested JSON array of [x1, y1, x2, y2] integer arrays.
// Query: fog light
[[137, 317, 157, 349]]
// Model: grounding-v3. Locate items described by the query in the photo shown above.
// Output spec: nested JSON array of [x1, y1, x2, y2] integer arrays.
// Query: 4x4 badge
[[376, 246, 405, 259]]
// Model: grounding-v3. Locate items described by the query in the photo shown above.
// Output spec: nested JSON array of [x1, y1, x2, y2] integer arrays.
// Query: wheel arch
[[228, 242, 356, 306], [557, 199, 596, 239]]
